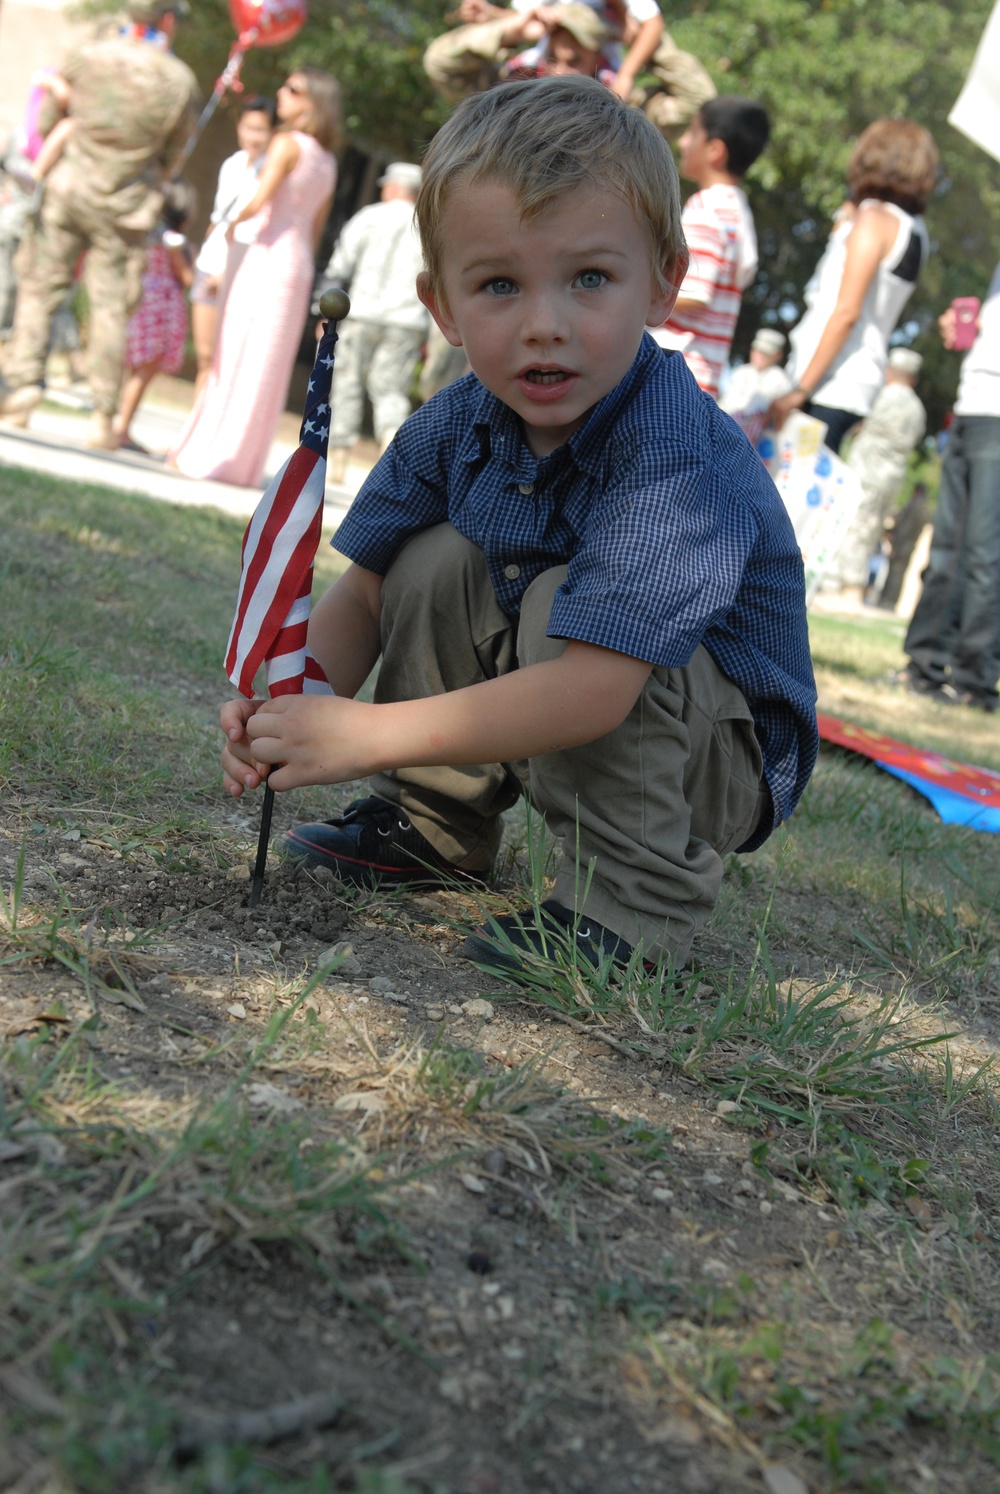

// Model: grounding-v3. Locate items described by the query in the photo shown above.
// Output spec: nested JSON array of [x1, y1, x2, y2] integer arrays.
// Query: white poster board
[[949, 0, 1000, 165], [758, 413, 864, 603]]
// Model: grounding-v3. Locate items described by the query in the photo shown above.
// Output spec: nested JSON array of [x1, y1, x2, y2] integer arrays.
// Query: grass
[[2, 464, 1000, 1492], [462, 828, 985, 1216], [632, 1308, 1000, 1488], [0, 467, 345, 825]]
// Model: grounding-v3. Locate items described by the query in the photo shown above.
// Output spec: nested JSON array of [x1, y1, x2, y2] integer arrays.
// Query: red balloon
[[229, 0, 306, 49]]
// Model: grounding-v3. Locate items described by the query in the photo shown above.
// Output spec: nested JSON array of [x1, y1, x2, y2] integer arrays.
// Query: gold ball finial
[[319, 289, 350, 323]]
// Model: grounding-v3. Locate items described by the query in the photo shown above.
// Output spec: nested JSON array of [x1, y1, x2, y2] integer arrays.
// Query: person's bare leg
[[115, 360, 159, 448]]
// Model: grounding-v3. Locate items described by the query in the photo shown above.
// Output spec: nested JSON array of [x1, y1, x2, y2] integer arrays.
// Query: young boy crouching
[[221, 75, 818, 976]]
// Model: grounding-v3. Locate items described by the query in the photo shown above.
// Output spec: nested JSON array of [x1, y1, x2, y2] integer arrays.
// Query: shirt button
[[504, 563, 521, 580], [517, 482, 534, 495]]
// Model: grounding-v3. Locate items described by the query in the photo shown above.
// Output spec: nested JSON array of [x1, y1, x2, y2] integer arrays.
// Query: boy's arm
[[242, 641, 653, 793], [221, 562, 384, 796]]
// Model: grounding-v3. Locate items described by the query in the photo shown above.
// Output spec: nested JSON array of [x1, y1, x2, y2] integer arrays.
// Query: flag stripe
[[224, 316, 342, 705]]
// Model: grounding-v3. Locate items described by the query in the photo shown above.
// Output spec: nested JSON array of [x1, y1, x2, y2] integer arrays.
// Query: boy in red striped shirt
[[650, 96, 770, 398]]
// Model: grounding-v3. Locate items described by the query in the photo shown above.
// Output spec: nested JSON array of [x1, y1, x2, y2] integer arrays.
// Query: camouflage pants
[[630, 35, 717, 136], [329, 319, 424, 448], [4, 182, 146, 414], [829, 461, 908, 591], [423, 19, 715, 137]]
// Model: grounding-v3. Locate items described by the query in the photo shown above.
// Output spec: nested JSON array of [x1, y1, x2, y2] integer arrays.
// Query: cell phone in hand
[[951, 297, 981, 351]]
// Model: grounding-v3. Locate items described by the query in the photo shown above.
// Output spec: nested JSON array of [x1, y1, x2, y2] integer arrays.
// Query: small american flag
[[224, 313, 343, 700]]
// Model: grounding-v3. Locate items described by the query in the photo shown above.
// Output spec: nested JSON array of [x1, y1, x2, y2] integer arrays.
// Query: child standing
[[221, 76, 817, 975], [651, 95, 770, 399], [115, 179, 194, 452], [718, 327, 792, 446]]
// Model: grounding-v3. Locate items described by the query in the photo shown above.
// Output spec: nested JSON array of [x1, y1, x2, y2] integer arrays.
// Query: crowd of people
[[0, 0, 997, 725], [0, 0, 197, 449]]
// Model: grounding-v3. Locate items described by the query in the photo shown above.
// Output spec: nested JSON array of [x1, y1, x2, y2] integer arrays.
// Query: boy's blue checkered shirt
[[334, 335, 818, 849]]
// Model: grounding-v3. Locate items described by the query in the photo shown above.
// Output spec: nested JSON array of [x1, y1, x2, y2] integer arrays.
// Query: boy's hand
[[244, 694, 377, 792], [222, 642, 652, 799], [221, 697, 272, 797]]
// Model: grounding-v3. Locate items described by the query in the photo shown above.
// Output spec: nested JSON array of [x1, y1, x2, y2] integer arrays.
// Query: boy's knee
[[386, 521, 474, 581], [382, 523, 494, 629]]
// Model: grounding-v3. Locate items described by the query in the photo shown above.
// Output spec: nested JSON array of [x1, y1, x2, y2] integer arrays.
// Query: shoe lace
[[540, 899, 592, 942], [338, 796, 412, 841]]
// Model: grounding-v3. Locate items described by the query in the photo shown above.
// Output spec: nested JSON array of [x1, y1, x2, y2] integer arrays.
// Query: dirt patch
[[2, 806, 1000, 1493]]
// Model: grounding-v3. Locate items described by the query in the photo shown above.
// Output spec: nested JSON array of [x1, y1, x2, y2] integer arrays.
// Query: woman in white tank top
[[771, 119, 938, 452]]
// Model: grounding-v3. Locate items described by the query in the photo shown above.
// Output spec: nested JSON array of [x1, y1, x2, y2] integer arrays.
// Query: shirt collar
[[465, 334, 662, 479]]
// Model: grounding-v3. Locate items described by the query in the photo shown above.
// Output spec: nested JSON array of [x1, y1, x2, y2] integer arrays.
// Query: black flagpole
[[248, 288, 351, 909]]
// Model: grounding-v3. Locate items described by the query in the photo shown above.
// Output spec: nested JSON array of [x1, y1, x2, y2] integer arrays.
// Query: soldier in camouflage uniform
[[823, 348, 927, 604], [0, 0, 198, 448], [423, 0, 714, 139]]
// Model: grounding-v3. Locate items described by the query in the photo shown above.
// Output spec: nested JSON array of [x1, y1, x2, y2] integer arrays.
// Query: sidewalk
[[0, 372, 378, 524]]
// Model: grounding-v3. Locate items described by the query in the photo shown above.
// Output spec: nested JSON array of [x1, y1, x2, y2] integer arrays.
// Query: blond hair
[[416, 76, 684, 294]]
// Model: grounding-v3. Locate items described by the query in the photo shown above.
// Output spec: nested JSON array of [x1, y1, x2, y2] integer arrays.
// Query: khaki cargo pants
[[368, 524, 769, 965]]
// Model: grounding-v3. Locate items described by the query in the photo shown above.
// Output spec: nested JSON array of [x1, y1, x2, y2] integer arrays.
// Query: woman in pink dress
[[169, 68, 339, 487]]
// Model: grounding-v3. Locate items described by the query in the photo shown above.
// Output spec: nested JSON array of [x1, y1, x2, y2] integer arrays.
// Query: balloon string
[[178, 35, 255, 166]]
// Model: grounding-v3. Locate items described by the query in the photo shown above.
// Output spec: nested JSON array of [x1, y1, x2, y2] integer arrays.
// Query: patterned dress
[[170, 133, 336, 488], [125, 231, 188, 374]]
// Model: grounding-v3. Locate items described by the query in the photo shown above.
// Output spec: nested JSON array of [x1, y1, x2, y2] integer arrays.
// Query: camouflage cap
[[546, 3, 612, 52]]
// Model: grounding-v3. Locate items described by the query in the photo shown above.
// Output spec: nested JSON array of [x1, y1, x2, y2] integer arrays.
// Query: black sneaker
[[462, 897, 648, 977], [282, 796, 488, 889]]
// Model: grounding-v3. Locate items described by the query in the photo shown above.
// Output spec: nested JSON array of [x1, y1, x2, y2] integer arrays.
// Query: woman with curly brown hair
[[770, 118, 938, 452], [170, 67, 339, 486]]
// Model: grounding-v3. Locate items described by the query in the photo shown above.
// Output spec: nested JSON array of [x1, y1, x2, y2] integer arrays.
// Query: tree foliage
[[174, 0, 448, 159], [170, 0, 998, 424], [665, 0, 999, 423]]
